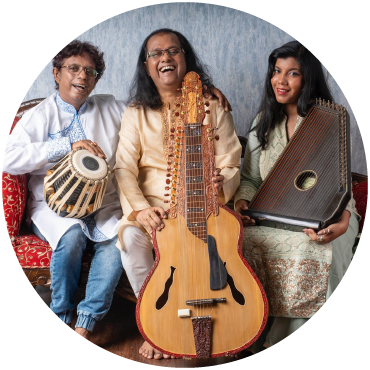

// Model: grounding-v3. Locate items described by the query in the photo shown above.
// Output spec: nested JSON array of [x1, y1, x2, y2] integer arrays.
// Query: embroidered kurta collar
[[161, 101, 171, 110], [55, 93, 87, 115]]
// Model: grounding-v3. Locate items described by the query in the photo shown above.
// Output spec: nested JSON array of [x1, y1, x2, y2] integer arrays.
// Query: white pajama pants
[[120, 226, 154, 297]]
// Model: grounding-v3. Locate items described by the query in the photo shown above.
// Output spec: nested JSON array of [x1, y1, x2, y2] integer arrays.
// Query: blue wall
[[23, 2, 366, 174]]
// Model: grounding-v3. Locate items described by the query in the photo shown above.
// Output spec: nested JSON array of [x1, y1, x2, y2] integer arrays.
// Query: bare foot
[[75, 327, 90, 339], [139, 341, 174, 360]]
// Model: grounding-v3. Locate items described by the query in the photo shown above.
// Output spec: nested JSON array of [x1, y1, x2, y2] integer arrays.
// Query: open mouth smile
[[73, 84, 87, 91], [276, 88, 290, 95], [159, 65, 176, 73]]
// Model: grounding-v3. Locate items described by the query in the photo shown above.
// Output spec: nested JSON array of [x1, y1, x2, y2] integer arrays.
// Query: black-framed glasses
[[147, 47, 185, 59], [61, 64, 98, 79]]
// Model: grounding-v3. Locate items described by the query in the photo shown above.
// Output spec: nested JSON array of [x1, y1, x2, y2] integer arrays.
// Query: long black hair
[[255, 41, 333, 149], [126, 28, 213, 110]]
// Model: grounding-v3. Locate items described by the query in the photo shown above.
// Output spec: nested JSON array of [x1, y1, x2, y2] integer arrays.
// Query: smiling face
[[144, 32, 187, 97], [53, 53, 97, 110], [271, 57, 303, 106]]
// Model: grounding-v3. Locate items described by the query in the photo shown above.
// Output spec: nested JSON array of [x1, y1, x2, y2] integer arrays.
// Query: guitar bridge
[[186, 298, 226, 306]]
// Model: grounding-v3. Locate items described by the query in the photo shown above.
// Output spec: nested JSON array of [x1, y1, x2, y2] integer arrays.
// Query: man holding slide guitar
[[114, 28, 268, 360]]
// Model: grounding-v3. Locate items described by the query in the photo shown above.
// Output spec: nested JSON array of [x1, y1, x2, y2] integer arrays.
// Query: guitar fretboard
[[185, 124, 207, 242]]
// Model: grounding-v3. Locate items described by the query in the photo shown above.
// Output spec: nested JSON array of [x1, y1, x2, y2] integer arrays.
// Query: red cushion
[[3, 116, 29, 241], [352, 181, 367, 232], [2, 172, 28, 242], [13, 234, 52, 268]]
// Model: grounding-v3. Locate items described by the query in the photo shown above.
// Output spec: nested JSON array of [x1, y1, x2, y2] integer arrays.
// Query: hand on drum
[[212, 168, 224, 194], [134, 207, 168, 234], [234, 199, 256, 227], [72, 140, 106, 159], [303, 210, 351, 243]]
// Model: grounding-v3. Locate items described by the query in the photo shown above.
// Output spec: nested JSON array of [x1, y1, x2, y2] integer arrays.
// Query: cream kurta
[[114, 99, 242, 249]]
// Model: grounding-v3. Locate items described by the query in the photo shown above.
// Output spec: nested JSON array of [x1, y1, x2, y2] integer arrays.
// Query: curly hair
[[126, 28, 213, 110], [52, 40, 105, 89], [254, 41, 333, 149]]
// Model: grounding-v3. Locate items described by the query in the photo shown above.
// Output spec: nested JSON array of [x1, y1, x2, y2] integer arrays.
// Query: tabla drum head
[[72, 149, 108, 180]]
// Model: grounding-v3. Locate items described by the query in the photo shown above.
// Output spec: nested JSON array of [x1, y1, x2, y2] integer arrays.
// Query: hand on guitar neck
[[235, 199, 256, 227], [212, 168, 224, 194], [204, 85, 233, 112], [133, 169, 223, 235]]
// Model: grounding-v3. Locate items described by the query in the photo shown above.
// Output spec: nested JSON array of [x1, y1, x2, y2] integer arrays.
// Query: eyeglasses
[[147, 47, 185, 59], [61, 64, 99, 79]]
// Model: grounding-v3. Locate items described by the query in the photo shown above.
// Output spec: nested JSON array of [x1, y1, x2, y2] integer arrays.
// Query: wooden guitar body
[[136, 72, 268, 358], [137, 204, 267, 358]]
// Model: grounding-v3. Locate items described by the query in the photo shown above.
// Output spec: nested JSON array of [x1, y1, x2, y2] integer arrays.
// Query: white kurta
[[4, 93, 125, 249]]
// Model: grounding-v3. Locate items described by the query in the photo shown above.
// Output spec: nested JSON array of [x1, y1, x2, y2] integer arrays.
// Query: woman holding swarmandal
[[234, 41, 359, 352], [114, 28, 241, 359]]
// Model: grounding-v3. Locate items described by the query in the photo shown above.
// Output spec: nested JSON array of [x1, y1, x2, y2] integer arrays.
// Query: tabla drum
[[44, 148, 110, 218]]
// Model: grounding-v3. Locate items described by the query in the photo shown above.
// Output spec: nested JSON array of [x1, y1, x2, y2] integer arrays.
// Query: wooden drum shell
[[43, 149, 110, 219]]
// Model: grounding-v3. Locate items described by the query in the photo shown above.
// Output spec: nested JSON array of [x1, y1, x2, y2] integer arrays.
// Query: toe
[[154, 350, 163, 360]]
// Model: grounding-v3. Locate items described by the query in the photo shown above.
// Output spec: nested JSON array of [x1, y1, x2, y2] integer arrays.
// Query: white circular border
[[1, 1, 368, 369]]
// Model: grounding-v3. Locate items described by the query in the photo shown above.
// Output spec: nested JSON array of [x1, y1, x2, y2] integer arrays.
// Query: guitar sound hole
[[155, 266, 176, 310], [294, 170, 318, 191], [224, 262, 245, 305]]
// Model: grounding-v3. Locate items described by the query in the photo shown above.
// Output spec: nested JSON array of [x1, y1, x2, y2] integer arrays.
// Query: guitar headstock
[[170, 71, 217, 221], [180, 72, 206, 125]]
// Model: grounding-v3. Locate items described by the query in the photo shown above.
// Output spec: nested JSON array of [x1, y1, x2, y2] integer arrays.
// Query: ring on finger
[[318, 235, 323, 242], [327, 228, 331, 234], [90, 141, 98, 146], [145, 212, 152, 221]]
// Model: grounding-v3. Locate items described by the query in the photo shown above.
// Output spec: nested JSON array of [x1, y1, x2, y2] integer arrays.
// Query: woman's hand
[[132, 207, 168, 234], [72, 140, 106, 159], [235, 199, 256, 227], [212, 168, 224, 194], [204, 85, 232, 112], [304, 210, 350, 243]]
